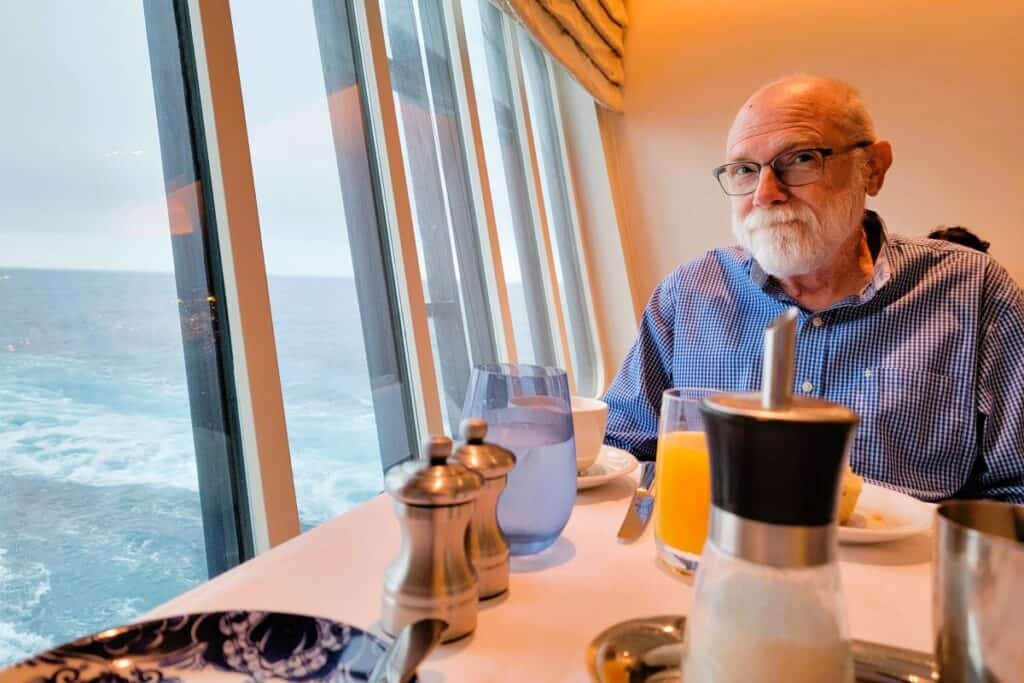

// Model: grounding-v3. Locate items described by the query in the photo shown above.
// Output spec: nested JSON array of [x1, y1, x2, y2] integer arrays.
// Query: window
[[518, 32, 600, 396], [0, 0, 613, 665], [0, 1, 248, 663], [380, 0, 499, 432], [461, 0, 559, 368], [230, 1, 417, 530]]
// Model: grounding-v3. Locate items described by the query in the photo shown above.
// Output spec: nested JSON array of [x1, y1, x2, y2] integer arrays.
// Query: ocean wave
[[294, 457, 383, 525], [0, 621, 51, 669], [0, 397, 199, 492], [0, 549, 53, 619]]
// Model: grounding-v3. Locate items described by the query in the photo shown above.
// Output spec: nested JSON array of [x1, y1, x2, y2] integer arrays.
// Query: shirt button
[[863, 369, 873, 379], [801, 380, 814, 393], [811, 317, 823, 328]]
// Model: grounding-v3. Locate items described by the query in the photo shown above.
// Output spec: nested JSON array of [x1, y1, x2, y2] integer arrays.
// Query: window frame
[[451, 0, 566, 372], [171, 0, 614, 558], [307, 0, 422, 474], [184, 0, 300, 554], [2, 3, 619, 650], [515, 29, 605, 397]]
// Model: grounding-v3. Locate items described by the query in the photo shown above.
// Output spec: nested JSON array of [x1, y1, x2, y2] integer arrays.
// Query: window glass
[[462, 1, 558, 367], [0, 1, 248, 663], [518, 32, 599, 395], [231, 1, 418, 529], [381, 0, 499, 432]]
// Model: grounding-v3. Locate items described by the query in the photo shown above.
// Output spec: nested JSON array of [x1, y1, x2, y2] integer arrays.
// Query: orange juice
[[654, 430, 711, 557]]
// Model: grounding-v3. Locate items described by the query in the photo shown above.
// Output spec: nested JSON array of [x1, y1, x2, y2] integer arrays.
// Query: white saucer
[[838, 483, 935, 545], [577, 445, 639, 490]]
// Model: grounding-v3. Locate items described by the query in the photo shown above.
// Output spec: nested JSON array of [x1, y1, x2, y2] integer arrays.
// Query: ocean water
[[0, 268, 384, 666]]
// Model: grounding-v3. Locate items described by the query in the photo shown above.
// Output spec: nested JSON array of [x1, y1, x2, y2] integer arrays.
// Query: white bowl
[[572, 396, 609, 474]]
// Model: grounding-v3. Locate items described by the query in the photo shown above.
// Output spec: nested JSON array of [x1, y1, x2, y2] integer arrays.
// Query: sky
[[0, 2, 358, 277], [0, 1, 527, 283]]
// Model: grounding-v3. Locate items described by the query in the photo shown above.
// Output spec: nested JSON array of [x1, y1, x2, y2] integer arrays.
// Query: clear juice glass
[[654, 388, 714, 573]]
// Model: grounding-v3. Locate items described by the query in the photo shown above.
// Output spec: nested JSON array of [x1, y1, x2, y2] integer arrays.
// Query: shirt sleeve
[[973, 261, 1024, 503], [602, 271, 678, 460]]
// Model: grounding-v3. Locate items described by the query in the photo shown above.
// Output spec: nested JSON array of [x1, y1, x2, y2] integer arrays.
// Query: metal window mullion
[[186, 0, 300, 552], [445, 0, 516, 365], [353, 0, 444, 439], [309, 0, 420, 472], [506, 21, 573, 388], [408, 0, 476, 371], [539, 53, 605, 394]]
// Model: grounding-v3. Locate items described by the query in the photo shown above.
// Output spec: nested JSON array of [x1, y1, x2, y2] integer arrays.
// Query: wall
[[603, 0, 1024, 314]]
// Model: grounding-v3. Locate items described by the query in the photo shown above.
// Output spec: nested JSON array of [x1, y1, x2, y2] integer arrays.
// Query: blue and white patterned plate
[[0, 611, 393, 682]]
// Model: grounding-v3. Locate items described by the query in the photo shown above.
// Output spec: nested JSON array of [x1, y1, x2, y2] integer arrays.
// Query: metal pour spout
[[762, 307, 799, 410]]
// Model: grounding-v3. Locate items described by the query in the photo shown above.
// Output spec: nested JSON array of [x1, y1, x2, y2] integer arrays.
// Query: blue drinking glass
[[463, 363, 576, 555]]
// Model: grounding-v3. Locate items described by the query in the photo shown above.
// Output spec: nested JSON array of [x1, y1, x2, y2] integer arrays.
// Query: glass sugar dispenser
[[681, 308, 860, 683]]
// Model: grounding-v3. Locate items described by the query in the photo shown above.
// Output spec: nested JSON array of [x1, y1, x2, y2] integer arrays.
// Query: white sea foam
[[0, 621, 51, 668], [295, 454, 382, 524], [0, 375, 384, 525], [0, 385, 199, 492], [0, 549, 52, 618], [0, 548, 53, 666], [0, 268, 395, 663]]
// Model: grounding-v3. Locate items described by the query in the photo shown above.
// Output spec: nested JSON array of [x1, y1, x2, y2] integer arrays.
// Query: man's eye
[[785, 151, 818, 166], [731, 163, 758, 177]]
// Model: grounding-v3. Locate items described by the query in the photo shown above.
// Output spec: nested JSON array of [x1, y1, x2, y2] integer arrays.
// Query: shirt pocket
[[850, 367, 971, 496]]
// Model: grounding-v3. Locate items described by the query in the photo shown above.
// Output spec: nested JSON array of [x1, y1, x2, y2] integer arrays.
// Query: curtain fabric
[[492, 0, 626, 111]]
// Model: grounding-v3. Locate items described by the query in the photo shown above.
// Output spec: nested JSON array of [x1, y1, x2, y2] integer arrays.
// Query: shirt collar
[[747, 209, 894, 306]]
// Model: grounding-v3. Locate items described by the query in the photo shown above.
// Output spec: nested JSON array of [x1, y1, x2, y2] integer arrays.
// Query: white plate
[[838, 483, 935, 545], [577, 445, 639, 489]]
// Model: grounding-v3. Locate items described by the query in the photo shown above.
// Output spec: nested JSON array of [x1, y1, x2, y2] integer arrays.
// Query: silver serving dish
[[587, 615, 938, 682]]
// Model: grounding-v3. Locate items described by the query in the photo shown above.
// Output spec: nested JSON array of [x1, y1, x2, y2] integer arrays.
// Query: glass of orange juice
[[654, 388, 714, 574]]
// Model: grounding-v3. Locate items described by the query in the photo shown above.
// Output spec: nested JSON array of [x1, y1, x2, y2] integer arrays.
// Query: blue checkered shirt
[[604, 211, 1024, 503]]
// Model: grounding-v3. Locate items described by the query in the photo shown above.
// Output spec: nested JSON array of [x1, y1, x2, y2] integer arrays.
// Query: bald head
[[727, 75, 876, 155]]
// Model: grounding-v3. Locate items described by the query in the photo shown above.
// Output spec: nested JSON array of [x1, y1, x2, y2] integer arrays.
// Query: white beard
[[732, 185, 866, 278]]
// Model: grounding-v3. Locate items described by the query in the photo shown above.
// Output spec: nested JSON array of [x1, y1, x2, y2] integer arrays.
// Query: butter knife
[[617, 460, 656, 542]]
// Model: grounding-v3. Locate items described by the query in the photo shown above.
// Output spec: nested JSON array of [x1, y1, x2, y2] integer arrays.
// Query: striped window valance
[[491, 0, 626, 111]]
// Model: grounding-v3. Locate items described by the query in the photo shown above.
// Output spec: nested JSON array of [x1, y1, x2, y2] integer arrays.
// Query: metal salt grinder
[[381, 436, 484, 643], [451, 418, 517, 599]]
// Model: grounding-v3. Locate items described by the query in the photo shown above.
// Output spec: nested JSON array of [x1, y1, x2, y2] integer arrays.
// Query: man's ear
[[863, 141, 893, 196]]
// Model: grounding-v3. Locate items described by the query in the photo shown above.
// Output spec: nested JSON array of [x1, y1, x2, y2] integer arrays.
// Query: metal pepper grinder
[[452, 418, 517, 599], [381, 436, 484, 643]]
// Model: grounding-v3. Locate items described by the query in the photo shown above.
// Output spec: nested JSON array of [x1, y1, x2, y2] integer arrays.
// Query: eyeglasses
[[712, 141, 873, 196]]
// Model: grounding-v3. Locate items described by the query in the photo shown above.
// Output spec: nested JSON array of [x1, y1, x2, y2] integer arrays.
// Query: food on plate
[[837, 468, 863, 525]]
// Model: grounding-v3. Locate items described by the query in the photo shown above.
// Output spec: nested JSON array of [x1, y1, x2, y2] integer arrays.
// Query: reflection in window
[[231, 1, 417, 529], [462, 1, 558, 367], [519, 32, 599, 396], [382, 0, 499, 432], [0, 1, 248, 663]]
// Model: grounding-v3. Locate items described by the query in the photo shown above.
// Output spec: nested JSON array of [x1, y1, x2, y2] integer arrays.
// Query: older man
[[604, 75, 1024, 503]]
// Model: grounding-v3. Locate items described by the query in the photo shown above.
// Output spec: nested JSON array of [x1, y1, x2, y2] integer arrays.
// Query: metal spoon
[[370, 618, 447, 683]]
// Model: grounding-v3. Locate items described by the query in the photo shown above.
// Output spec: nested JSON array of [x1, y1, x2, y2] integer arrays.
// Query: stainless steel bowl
[[934, 500, 1024, 682]]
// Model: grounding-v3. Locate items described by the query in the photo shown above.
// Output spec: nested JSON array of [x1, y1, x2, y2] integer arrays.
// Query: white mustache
[[743, 206, 814, 232]]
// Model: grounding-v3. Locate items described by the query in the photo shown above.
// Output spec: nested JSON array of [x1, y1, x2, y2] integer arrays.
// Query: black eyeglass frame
[[712, 140, 874, 196]]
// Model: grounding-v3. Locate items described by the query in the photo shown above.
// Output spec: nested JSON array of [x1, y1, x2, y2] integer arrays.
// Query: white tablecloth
[[150, 473, 933, 682]]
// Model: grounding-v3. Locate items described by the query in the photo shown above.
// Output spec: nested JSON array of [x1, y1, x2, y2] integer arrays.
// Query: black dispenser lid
[[697, 307, 858, 527], [700, 393, 857, 526]]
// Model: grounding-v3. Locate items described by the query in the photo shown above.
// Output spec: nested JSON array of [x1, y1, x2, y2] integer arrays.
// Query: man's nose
[[752, 166, 788, 207]]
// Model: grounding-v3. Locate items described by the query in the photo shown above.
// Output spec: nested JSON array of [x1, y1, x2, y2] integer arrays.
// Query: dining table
[[148, 470, 935, 682]]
